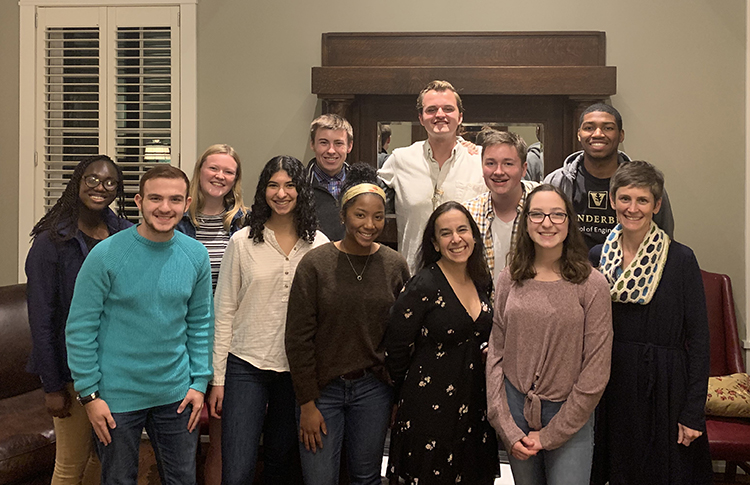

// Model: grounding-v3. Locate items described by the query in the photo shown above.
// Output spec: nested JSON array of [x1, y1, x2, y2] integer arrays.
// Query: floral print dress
[[385, 264, 499, 484]]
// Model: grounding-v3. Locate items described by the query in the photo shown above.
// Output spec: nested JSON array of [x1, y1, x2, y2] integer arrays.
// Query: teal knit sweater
[[66, 226, 214, 413]]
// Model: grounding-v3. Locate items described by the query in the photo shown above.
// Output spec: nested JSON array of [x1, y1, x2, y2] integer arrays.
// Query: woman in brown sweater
[[486, 184, 613, 485], [285, 163, 410, 485]]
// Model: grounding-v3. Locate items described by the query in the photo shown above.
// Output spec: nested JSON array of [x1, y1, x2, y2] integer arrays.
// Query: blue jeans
[[297, 372, 393, 485], [221, 354, 299, 485], [505, 380, 594, 485], [94, 400, 198, 485]]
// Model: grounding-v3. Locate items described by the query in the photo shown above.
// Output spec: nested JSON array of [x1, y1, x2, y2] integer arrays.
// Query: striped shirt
[[464, 181, 538, 277], [194, 212, 230, 291]]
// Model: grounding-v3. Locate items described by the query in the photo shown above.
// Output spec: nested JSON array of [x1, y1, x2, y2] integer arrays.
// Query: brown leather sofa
[[0, 284, 55, 484]]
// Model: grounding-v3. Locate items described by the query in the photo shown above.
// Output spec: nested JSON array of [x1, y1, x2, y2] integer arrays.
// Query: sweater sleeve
[[285, 253, 322, 405], [65, 249, 110, 396], [184, 247, 214, 394], [677, 247, 710, 432], [485, 272, 527, 450], [539, 272, 613, 450], [211, 235, 242, 386], [25, 233, 67, 393], [384, 271, 430, 396]]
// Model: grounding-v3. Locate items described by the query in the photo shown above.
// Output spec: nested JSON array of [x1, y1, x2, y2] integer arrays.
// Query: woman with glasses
[[486, 184, 613, 485], [26, 155, 131, 485], [590, 161, 712, 485]]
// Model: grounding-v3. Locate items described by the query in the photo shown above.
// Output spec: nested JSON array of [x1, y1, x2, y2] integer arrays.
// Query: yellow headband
[[341, 183, 386, 207]]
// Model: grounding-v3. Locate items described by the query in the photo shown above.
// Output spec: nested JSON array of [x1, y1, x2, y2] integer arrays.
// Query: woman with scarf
[[590, 161, 712, 485]]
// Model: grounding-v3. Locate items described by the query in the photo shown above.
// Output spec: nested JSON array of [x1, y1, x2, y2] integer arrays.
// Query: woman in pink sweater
[[486, 184, 613, 485]]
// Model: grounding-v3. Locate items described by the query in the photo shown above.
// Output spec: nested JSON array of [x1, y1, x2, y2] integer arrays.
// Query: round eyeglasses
[[84, 175, 118, 192], [527, 211, 568, 224]]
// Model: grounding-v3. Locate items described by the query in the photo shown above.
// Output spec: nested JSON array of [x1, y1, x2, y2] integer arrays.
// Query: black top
[[384, 264, 498, 484], [573, 163, 617, 249], [306, 158, 346, 241], [589, 242, 712, 485]]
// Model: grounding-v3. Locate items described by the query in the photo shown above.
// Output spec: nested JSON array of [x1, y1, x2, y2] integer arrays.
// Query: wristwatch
[[76, 391, 100, 406]]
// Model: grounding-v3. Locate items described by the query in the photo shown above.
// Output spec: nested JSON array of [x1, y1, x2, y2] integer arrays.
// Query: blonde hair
[[309, 114, 353, 144], [188, 144, 244, 231]]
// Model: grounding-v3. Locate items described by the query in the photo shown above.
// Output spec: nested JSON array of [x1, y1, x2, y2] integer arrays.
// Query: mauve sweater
[[486, 268, 613, 451]]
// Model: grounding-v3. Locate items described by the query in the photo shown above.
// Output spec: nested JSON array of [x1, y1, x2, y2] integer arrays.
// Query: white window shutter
[[36, 6, 179, 219], [39, 7, 105, 213], [110, 6, 179, 220]]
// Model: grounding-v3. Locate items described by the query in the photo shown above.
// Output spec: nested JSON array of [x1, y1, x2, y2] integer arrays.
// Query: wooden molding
[[321, 31, 607, 67], [313, 66, 616, 97]]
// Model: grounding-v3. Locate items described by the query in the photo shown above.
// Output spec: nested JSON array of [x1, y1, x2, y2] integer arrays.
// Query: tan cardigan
[[486, 269, 613, 451]]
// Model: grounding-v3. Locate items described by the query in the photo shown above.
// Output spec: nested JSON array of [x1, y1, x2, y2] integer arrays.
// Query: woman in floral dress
[[385, 201, 499, 484]]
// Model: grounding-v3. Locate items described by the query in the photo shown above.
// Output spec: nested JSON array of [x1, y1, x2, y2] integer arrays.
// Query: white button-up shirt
[[379, 140, 485, 273], [212, 226, 329, 384]]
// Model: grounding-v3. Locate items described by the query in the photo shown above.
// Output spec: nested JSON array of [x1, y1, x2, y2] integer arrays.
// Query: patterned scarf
[[599, 221, 670, 304]]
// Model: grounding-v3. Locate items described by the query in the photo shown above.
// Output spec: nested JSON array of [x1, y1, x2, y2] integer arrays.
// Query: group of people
[[24, 78, 712, 485]]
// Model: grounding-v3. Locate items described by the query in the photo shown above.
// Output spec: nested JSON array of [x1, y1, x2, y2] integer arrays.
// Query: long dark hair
[[30, 155, 127, 242], [509, 184, 591, 284], [247, 155, 317, 244], [417, 201, 492, 293]]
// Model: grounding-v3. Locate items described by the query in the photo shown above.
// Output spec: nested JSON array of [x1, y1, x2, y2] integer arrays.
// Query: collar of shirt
[[424, 139, 460, 168], [517, 182, 532, 215], [312, 162, 347, 199]]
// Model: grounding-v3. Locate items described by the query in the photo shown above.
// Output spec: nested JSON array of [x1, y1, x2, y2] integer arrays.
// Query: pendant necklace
[[343, 246, 371, 281]]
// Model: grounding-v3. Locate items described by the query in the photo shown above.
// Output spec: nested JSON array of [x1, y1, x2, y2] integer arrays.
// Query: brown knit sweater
[[285, 243, 410, 405], [486, 269, 613, 451]]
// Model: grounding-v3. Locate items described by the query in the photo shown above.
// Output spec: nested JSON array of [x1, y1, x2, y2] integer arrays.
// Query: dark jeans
[[95, 400, 198, 485], [297, 372, 392, 485], [221, 354, 299, 485]]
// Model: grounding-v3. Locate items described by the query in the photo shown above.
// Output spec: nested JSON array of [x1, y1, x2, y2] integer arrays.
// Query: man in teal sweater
[[66, 165, 214, 484]]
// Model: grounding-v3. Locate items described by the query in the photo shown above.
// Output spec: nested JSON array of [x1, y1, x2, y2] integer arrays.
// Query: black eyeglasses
[[527, 211, 568, 224], [84, 175, 118, 192]]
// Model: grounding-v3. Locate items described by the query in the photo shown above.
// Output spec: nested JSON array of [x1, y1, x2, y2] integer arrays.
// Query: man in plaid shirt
[[464, 130, 538, 280]]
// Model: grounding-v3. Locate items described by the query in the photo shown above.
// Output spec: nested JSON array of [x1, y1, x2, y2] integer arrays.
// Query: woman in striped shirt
[[176, 144, 246, 485], [177, 144, 247, 290]]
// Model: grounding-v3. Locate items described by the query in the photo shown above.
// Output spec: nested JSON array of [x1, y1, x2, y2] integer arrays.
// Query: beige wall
[[196, 0, 747, 334], [0, 0, 19, 286], [1, 1, 746, 341]]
